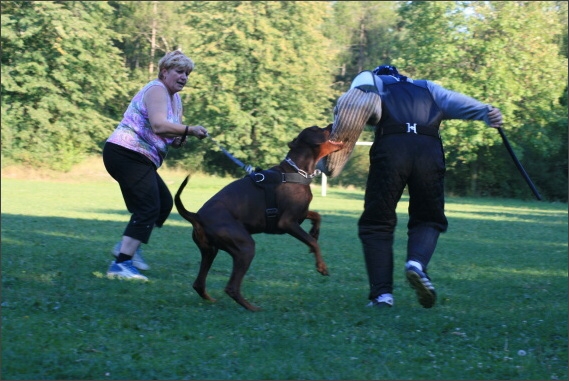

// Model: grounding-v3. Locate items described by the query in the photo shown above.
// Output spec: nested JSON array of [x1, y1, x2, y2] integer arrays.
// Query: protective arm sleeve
[[426, 81, 493, 126]]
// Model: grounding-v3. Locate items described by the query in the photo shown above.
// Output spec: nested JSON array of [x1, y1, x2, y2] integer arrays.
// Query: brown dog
[[175, 124, 344, 311]]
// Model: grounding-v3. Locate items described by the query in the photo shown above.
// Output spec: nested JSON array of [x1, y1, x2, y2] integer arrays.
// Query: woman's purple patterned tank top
[[107, 79, 182, 168]]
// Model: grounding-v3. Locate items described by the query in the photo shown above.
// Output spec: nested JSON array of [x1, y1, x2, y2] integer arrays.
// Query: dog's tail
[[175, 175, 210, 246], [175, 175, 203, 228]]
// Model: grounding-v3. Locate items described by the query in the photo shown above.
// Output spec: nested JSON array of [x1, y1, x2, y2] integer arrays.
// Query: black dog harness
[[248, 157, 317, 233]]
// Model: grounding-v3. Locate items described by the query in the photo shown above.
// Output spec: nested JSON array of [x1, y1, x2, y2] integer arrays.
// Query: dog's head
[[288, 124, 344, 162]]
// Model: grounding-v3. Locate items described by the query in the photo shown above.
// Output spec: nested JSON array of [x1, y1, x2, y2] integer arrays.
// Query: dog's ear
[[306, 125, 330, 146], [288, 137, 299, 149], [288, 125, 328, 149]]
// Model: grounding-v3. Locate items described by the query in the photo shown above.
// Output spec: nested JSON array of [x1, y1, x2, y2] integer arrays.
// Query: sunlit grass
[[1, 168, 567, 380]]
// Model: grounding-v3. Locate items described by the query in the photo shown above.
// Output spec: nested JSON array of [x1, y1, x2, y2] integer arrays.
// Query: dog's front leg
[[285, 224, 329, 276], [306, 210, 321, 240]]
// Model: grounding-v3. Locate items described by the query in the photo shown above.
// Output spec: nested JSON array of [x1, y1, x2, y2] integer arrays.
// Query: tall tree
[[394, 1, 567, 199], [108, 1, 192, 81], [1, 1, 127, 170], [174, 1, 337, 174], [324, 1, 400, 92]]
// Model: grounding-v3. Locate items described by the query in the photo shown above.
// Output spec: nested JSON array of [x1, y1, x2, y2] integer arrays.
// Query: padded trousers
[[358, 133, 448, 299]]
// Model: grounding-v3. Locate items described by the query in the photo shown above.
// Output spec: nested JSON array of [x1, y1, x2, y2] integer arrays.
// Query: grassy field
[[1, 160, 567, 380]]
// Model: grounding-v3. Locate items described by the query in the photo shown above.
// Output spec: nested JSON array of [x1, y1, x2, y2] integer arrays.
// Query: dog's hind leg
[[193, 245, 219, 303], [223, 233, 260, 311]]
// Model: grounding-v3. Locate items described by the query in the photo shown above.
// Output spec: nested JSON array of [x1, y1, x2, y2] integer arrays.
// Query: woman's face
[[161, 67, 190, 94]]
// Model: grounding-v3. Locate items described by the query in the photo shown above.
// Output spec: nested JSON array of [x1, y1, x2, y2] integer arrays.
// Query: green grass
[[1, 168, 567, 380]]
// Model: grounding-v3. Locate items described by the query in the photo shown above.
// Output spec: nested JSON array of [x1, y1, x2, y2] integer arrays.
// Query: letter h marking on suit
[[406, 123, 418, 134]]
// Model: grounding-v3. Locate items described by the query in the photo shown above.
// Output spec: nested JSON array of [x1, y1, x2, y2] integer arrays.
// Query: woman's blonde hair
[[158, 50, 194, 79]]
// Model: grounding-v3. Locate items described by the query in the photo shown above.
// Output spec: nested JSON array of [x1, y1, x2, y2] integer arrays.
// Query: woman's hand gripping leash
[[172, 125, 208, 148]]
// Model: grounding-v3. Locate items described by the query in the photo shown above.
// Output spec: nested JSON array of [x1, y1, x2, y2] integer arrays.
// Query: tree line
[[1, 1, 567, 201]]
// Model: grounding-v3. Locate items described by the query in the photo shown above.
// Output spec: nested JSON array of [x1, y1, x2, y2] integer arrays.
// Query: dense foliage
[[1, 1, 567, 200], [1, 1, 127, 170]]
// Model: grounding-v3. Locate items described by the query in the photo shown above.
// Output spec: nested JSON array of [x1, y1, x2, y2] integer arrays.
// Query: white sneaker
[[107, 260, 148, 281], [112, 242, 150, 271], [367, 293, 394, 308], [405, 263, 436, 308]]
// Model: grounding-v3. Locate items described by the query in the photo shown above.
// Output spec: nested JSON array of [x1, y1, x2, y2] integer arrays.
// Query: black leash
[[207, 133, 255, 174]]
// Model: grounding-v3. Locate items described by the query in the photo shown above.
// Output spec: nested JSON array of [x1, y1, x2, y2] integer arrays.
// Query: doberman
[[175, 124, 344, 311]]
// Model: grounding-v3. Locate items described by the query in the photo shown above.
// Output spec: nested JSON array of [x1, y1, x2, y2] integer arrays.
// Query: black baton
[[497, 127, 542, 200]]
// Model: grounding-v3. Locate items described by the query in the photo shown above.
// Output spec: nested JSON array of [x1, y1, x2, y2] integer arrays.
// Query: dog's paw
[[317, 264, 329, 276]]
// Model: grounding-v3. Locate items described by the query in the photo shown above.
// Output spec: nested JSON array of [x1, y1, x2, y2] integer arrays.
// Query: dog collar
[[285, 157, 321, 179]]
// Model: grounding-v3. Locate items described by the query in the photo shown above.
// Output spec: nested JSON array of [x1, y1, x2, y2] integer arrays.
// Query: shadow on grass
[[2, 208, 566, 310], [2, 201, 566, 264], [2, 209, 567, 380]]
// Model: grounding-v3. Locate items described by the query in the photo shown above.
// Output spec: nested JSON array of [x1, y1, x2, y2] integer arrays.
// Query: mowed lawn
[[1, 163, 567, 380]]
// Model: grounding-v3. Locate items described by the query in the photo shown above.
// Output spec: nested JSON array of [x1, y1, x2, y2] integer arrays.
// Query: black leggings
[[103, 142, 173, 244]]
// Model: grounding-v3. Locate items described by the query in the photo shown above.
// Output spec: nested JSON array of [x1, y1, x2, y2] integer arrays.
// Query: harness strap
[[248, 169, 313, 232], [249, 170, 313, 185], [282, 172, 313, 185], [264, 183, 279, 233]]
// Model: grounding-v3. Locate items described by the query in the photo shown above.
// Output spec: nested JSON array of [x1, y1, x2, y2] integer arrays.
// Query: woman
[[103, 50, 208, 280]]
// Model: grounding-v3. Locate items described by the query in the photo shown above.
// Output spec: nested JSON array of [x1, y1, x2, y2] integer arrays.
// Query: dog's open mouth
[[323, 127, 343, 147]]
